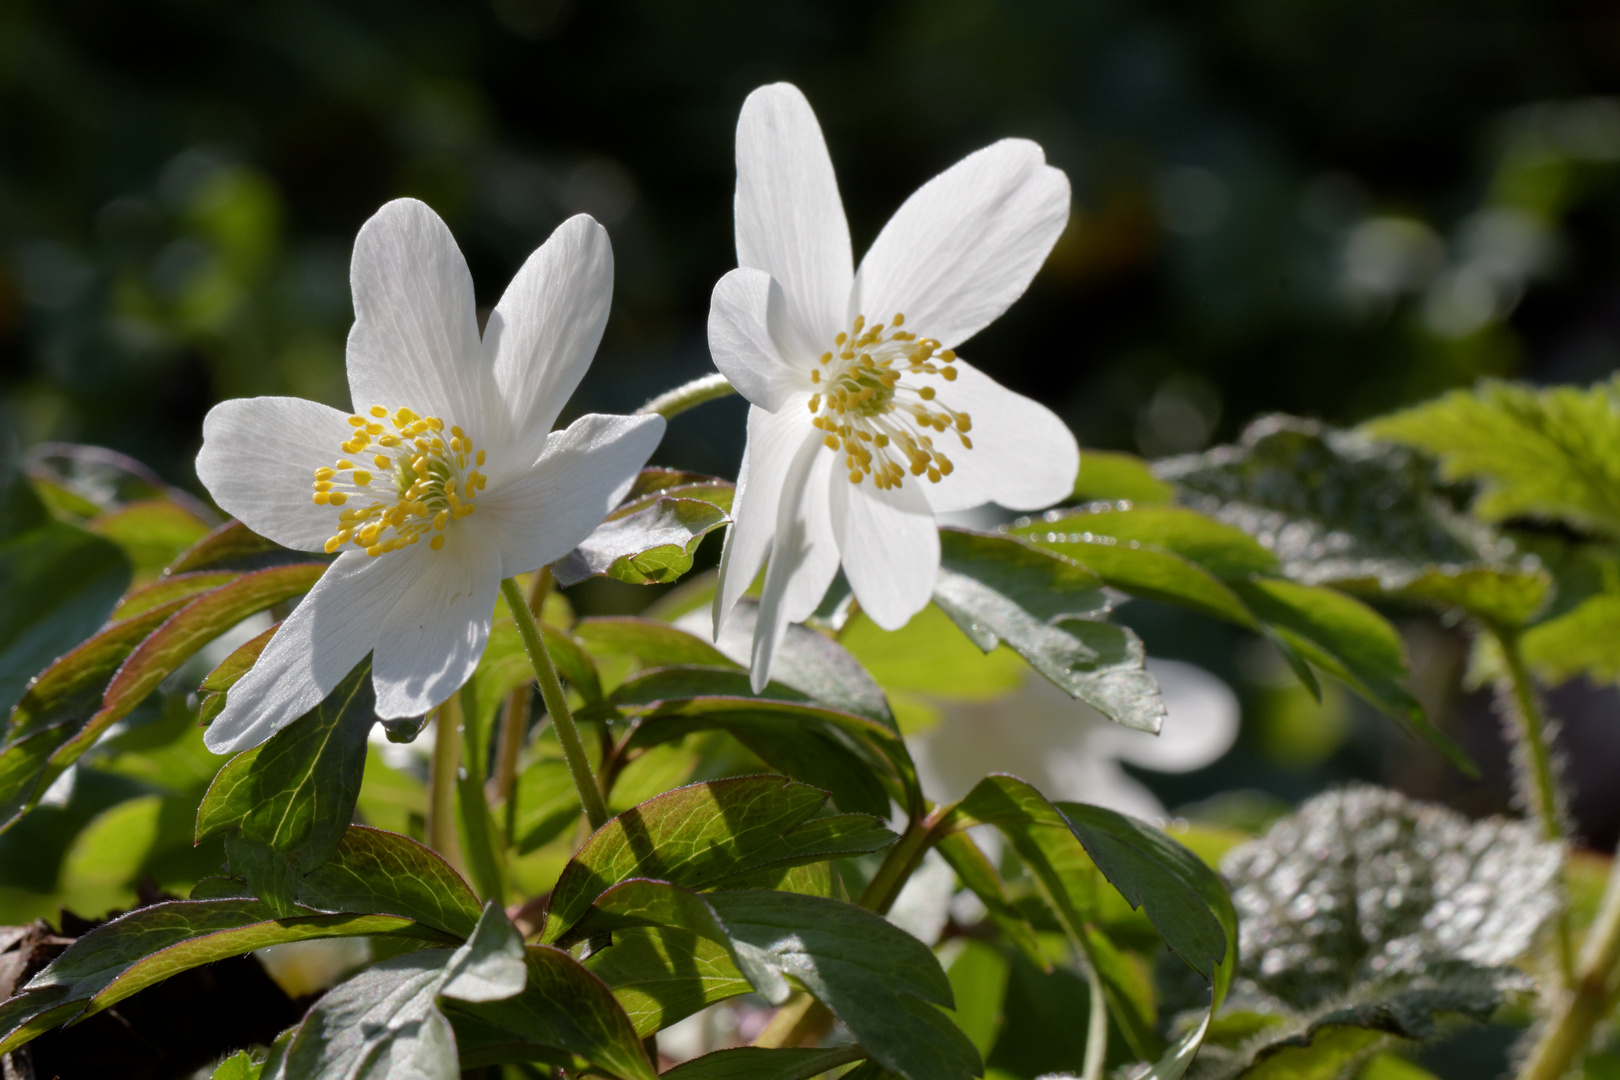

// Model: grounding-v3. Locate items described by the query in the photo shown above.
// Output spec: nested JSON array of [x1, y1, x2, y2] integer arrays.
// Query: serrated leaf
[[541, 776, 895, 943], [196, 658, 377, 907], [1219, 785, 1557, 1012], [1518, 591, 1620, 685], [265, 903, 532, 1080], [1073, 449, 1177, 504], [1161, 414, 1549, 625], [585, 926, 755, 1037], [292, 826, 485, 938], [1366, 377, 1620, 538], [933, 528, 1164, 733], [660, 1045, 868, 1080]]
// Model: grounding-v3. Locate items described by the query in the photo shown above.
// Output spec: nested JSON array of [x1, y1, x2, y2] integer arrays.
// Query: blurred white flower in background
[[909, 657, 1241, 821]]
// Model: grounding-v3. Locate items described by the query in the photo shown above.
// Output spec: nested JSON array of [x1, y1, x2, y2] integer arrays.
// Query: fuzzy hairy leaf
[[1161, 414, 1549, 625], [1366, 377, 1620, 539]]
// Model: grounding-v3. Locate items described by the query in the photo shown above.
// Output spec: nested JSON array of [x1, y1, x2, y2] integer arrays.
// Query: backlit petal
[[831, 473, 938, 630], [372, 526, 503, 719], [203, 550, 418, 753], [477, 411, 665, 577], [708, 267, 811, 413], [852, 139, 1069, 350], [922, 358, 1078, 513], [196, 396, 363, 553], [713, 404, 813, 638], [751, 433, 839, 691], [735, 83, 852, 361], [483, 214, 614, 473], [346, 199, 495, 434]]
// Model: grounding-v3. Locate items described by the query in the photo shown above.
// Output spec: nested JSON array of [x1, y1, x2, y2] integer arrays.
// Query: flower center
[[808, 313, 972, 489], [312, 404, 487, 557]]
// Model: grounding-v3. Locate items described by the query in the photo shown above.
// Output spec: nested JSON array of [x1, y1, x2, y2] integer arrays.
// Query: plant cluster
[[2, 83, 1620, 1080]]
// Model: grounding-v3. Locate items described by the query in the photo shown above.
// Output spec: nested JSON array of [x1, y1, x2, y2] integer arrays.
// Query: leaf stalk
[[637, 372, 736, 420]]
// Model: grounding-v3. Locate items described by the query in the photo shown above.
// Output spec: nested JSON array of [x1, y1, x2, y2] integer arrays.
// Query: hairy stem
[[637, 373, 736, 420], [427, 694, 464, 868], [1490, 623, 1574, 982], [1518, 844, 1620, 1080], [492, 569, 552, 819], [751, 993, 832, 1050], [500, 577, 610, 832]]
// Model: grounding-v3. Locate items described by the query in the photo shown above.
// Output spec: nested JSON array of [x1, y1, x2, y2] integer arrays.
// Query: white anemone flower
[[707, 83, 1080, 690], [196, 199, 664, 754]]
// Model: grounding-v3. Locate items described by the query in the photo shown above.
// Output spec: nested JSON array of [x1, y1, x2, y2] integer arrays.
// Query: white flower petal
[[735, 83, 852, 360], [372, 527, 503, 719], [477, 411, 665, 578], [203, 551, 417, 753], [751, 434, 839, 692], [830, 474, 938, 631], [851, 139, 1070, 349], [713, 404, 812, 638], [1090, 659, 1239, 773], [196, 396, 363, 553], [483, 214, 614, 473], [922, 358, 1077, 513], [707, 267, 810, 412], [346, 198, 495, 433]]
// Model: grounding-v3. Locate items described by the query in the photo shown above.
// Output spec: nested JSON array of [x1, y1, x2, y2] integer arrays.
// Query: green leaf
[[207, 1050, 266, 1080], [111, 569, 238, 620], [265, 903, 531, 1080], [933, 829, 1045, 969], [685, 598, 895, 726], [444, 943, 658, 1080], [1518, 591, 1620, 685], [1229, 578, 1471, 772], [1072, 449, 1177, 504], [197, 623, 278, 727], [613, 676, 919, 814], [575, 616, 738, 669], [0, 453, 130, 717], [541, 776, 895, 943], [196, 658, 377, 908], [165, 517, 318, 576], [510, 757, 582, 854], [585, 926, 755, 1037], [90, 498, 214, 581], [659, 1046, 868, 1080], [1015, 503, 1281, 580], [933, 528, 1164, 733], [9, 900, 450, 1039], [1365, 377, 1620, 539], [1162, 414, 1549, 625], [706, 890, 981, 1080], [554, 486, 730, 586], [292, 826, 486, 939], [838, 603, 1027, 706]]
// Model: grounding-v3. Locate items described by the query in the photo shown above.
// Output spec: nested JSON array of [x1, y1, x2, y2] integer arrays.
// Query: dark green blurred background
[[5, 0, 1620, 846]]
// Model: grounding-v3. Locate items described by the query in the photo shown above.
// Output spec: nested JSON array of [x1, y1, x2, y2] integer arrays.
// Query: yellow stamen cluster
[[808, 312, 972, 489], [313, 404, 487, 557]]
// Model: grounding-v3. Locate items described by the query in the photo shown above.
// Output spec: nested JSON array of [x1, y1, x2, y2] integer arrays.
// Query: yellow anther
[[370, 405, 387, 417], [366, 545, 382, 557], [451, 426, 465, 438], [315, 467, 335, 481], [427, 417, 443, 431], [314, 481, 333, 492], [811, 369, 821, 384], [353, 471, 372, 485], [956, 414, 971, 432], [430, 535, 445, 551], [918, 386, 936, 400], [325, 536, 342, 553], [942, 366, 958, 381], [475, 449, 485, 466], [313, 491, 330, 505], [823, 434, 839, 450], [347, 416, 365, 427], [374, 455, 390, 469]]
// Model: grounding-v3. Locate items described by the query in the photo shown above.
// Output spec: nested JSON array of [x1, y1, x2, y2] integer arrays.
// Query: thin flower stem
[[500, 577, 610, 832], [637, 373, 736, 420], [751, 993, 830, 1049], [858, 812, 937, 914], [492, 569, 552, 816], [1518, 844, 1620, 1080], [1082, 959, 1108, 1080], [427, 695, 464, 868], [1490, 622, 1575, 983]]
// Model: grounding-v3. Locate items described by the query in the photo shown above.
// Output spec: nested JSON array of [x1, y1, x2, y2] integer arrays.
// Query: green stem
[[492, 569, 551, 818], [1518, 844, 1620, 1080], [1490, 623, 1574, 982], [500, 577, 610, 832], [1082, 959, 1109, 1080], [857, 813, 936, 914], [636, 373, 736, 420], [427, 695, 464, 868]]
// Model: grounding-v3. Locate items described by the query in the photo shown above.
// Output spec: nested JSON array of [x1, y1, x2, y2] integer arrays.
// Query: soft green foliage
[[9, 375, 1620, 1080]]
